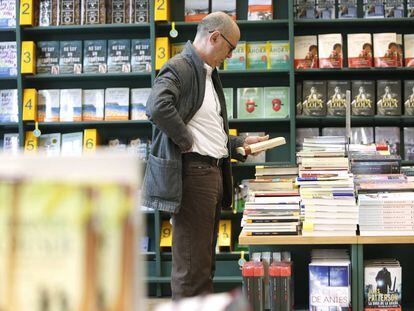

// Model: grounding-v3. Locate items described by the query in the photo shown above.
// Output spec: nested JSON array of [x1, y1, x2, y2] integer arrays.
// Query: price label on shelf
[[20, 0, 34, 26], [218, 220, 231, 248], [21, 41, 36, 74], [160, 220, 172, 248], [83, 129, 98, 152], [155, 37, 170, 70], [24, 131, 38, 153], [154, 0, 170, 22], [23, 89, 37, 121]]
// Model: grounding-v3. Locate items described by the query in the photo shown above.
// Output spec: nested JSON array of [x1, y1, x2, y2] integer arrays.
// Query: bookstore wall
[[2, 0, 414, 310]]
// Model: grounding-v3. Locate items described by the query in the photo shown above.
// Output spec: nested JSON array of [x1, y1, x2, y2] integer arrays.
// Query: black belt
[[183, 152, 224, 167]]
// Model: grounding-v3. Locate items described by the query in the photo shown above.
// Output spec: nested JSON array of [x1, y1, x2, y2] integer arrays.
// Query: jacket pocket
[[143, 154, 181, 200]]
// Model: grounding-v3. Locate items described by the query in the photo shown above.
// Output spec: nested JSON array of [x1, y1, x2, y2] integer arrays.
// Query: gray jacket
[[142, 41, 245, 214]]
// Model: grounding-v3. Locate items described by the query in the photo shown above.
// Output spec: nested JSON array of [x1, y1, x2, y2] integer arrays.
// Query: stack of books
[[240, 166, 301, 236], [297, 136, 358, 236]]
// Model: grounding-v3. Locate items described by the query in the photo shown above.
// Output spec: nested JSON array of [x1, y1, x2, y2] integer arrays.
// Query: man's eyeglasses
[[208, 30, 236, 53]]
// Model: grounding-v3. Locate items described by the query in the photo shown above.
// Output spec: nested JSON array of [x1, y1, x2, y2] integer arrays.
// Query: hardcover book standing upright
[[82, 89, 104, 121], [347, 34, 373, 68], [184, 0, 209, 22], [376, 80, 401, 116], [247, 0, 273, 20], [83, 40, 107, 73], [269, 41, 290, 70], [211, 0, 236, 20], [36, 41, 60, 74], [130, 88, 151, 120], [59, 41, 83, 74], [351, 80, 375, 116], [237, 87, 264, 119], [246, 42, 267, 70], [373, 33, 398, 67], [0, 0, 15, 27], [385, 0, 404, 18], [302, 80, 326, 116], [107, 39, 131, 73], [404, 34, 414, 68], [0, 42, 16, 77], [338, 0, 357, 18], [404, 80, 414, 115], [364, 0, 385, 18], [263, 87, 289, 119], [316, 0, 335, 19], [131, 39, 151, 72], [223, 42, 246, 70], [295, 0, 317, 19], [318, 34, 343, 69], [294, 36, 318, 69], [327, 81, 350, 116]]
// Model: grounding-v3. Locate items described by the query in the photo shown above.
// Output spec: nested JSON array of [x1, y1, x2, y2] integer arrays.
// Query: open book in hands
[[236, 137, 286, 156]]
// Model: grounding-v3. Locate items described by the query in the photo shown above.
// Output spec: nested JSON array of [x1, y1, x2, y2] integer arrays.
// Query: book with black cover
[[351, 80, 375, 116], [327, 81, 350, 116], [404, 80, 414, 115], [302, 80, 326, 116], [376, 80, 401, 116]]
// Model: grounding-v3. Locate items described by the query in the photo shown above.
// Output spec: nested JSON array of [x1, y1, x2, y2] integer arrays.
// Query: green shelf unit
[[296, 116, 414, 127], [24, 120, 152, 128]]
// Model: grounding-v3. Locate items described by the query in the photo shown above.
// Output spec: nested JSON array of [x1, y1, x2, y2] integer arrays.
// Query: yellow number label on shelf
[[218, 220, 231, 247], [21, 41, 36, 74], [160, 220, 172, 248], [154, 0, 170, 21], [24, 131, 38, 153], [20, 0, 34, 26], [23, 89, 37, 121], [155, 37, 170, 70], [83, 129, 98, 152]]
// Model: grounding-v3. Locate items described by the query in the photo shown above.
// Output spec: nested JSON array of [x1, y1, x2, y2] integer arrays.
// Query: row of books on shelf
[[32, 88, 150, 122], [0, 42, 16, 77], [296, 80, 414, 116], [295, 33, 414, 69], [297, 126, 414, 159], [34, 0, 148, 26], [295, 0, 414, 19], [0, 131, 151, 159], [36, 39, 151, 75], [242, 249, 402, 311]]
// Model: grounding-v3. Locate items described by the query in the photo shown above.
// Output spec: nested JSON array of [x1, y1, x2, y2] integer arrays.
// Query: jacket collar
[[182, 41, 205, 70]]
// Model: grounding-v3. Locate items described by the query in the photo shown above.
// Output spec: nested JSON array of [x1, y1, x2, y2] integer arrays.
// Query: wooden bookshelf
[[239, 232, 358, 245], [358, 236, 414, 244]]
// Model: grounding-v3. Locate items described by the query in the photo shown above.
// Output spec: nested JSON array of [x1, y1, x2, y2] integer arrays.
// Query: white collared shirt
[[186, 63, 228, 158]]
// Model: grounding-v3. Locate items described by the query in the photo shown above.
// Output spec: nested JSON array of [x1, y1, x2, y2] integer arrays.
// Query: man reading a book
[[142, 12, 268, 300]]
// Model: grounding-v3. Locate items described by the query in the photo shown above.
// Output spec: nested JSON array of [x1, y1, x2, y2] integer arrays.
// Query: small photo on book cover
[[131, 39, 151, 73], [404, 80, 414, 116], [82, 89, 104, 121], [409, 0, 414, 17], [351, 80, 375, 116], [60, 89, 82, 122], [223, 42, 246, 70], [263, 87, 289, 119], [107, 39, 131, 73], [237, 87, 265, 119], [364, 0, 385, 18], [294, 36, 318, 69], [327, 81, 350, 116], [127, 137, 149, 160], [184, 0, 209, 22], [36, 41, 60, 74], [223, 88, 233, 119], [385, 0, 404, 18], [373, 33, 398, 67], [130, 88, 151, 120], [375, 126, 400, 155], [59, 41, 82, 74], [338, 0, 358, 18], [376, 80, 401, 116], [105, 87, 129, 120], [347, 34, 373, 68], [248, 0, 273, 20], [351, 127, 374, 144], [268, 41, 290, 70], [0, 89, 18, 122], [318, 34, 343, 68], [37, 89, 60, 122], [296, 82, 302, 115], [302, 80, 326, 116], [404, 127, 414, 160], [316, 0, 335, 19], [212, 0, 236, 20], [404, 34, 414, 68], [83, 40, 107, 74], [295, 0, 317, 19], [246, 42, 268, 70], [364, 265, 402, 310]]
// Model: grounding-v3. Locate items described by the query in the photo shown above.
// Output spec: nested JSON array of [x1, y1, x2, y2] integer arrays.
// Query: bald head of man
[[193, 11, 240, 68]]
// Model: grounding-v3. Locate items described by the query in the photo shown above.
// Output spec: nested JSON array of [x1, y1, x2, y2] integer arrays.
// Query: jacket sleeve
[[146, 62, 193, 152], [229, 135, 246, 162]]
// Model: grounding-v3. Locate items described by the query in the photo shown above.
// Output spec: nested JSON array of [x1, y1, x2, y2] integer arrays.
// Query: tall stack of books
[[240, 166, 301, 236], [297, 136, 358, 236]]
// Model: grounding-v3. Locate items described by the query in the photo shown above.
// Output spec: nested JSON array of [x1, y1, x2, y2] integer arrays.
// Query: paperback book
[[0, 42, 16, 76], [82, 0, 106, 24], [107, 39, 131, 73], [404, 34, 414, 67], [351, 80, 375, 116], [327, 81, 349, 116], [318, 34, 343, 68], [59, 40, 82, 74], [211, 0, 236, 20], [0, 0, 16, 27], [59, 0, 81, 25], [132, 0, 149, 23], [373, 33, 398, 67], [0, 89, 18, 122], [295, 0, 317, 19], [59, 88, 82, 122], [301, 80, 326, 116], [409, 0, 414, 17], [248, 0, 273, 20], [404, 80, 414, 115], [82, 89, 104, 121], [223, 42, 246, 70], [130, 88, 151, 120], [38, 0, 58, 26], [263, 87, 289, 119], [105, 88, 129, 120], [268, 41, 290, 70], [294, 35, 318, 69], [36, 41, 60, 74], [184, 0, 208, 22], [338, 0, 358, 18], [364, 0, 385, 18], [376, 80, 401, 116], [347, 34, 373, 68], [246, 42, 268, 70], [38, 133, 61, 155], [131, 39, 151, 72], [237, 88, 265, 119], [61, 132, 83, 156], [385, 0, 404, 18], [83, 40, 107, 73], [37, 89, 60, 122], [316, 0, 335, 19], [352, 127, 374, 144]]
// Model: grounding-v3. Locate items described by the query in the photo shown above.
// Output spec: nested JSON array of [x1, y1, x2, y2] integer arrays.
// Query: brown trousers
[[171, 158, 223, 300]]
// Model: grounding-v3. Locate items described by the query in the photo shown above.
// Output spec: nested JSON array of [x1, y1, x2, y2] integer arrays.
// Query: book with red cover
[[347, 33, 373, 68], [318, 34, 343, 68], [294, 36, 318, 69], [373, 33, 398, 67]]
